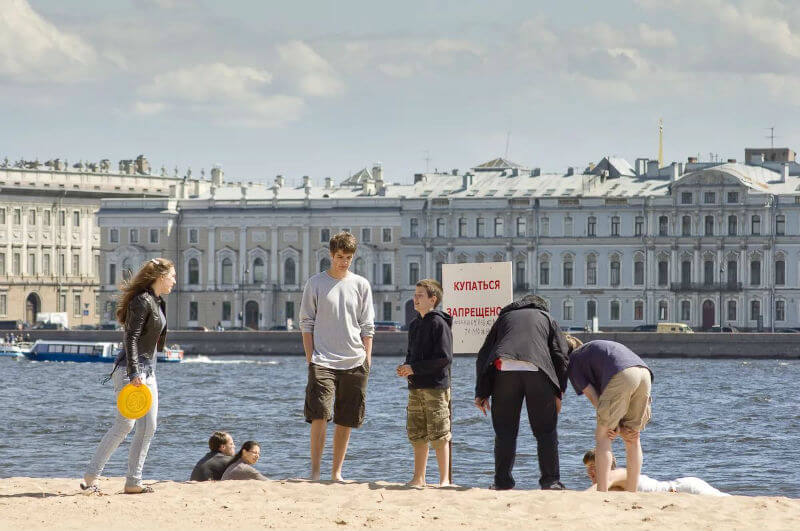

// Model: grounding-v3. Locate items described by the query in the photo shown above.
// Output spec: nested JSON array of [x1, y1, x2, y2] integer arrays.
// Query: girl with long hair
[[81, 257, 176, 494], [221, 440, 268, 481]]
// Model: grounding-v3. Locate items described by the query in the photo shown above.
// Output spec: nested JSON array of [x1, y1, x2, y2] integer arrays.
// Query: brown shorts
[[406, 388, 452, 449], [597, 366, 652, 432], [304, 361, 370, 428]]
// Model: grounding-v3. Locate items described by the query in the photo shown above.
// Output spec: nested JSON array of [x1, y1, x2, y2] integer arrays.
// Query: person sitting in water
[[221, 440, 268, 481], [582, 450, 728, 496], [190, 431, 236, 481]]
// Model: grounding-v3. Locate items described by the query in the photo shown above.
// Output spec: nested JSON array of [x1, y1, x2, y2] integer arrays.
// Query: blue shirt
[[567, 340, 653, 396]]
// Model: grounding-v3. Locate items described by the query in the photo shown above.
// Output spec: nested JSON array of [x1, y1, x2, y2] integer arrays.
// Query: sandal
[[124, 485, 155, 494]]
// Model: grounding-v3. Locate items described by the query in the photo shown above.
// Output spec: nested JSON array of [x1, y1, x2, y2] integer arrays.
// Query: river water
[[0, 355, 797, 497]]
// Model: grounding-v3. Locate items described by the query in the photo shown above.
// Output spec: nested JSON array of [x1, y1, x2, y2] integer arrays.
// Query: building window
[[73, 294, 82, 317], [435, 261, 443, 283], [188, 228, 198, 244], [436, 218, 446, 237], [681, 300, 691, 321], [409, 263, 419, 285], [72, 254, 80, 276], [750, 260, 761, 285], [383, 301, 392, 321], [382, 228, 392, 243], [190, 301, 199, 321], [776, 215, 785, 236], [610, 260, 620, 286], [476, 218, 485, 237], [0, 208, 4, 224], [320, 228, 330, 243], [564, 216, 573, 237], [540, 217, 549, 236], [354, 257, 365, 277], [682, 216, 691, 236], [515, 261, 526, 289], [658, 216, 668, 236], [188, 258, 199, 285], [458, 218, 467, 237], [516, 217, 526, 237], [728, 215, 737, 236], [634, 301, 644, 321], [28, 209, 36, 225], [704, 192, 716, 204], [775, 260, 785, 285], [109, 263, 116, 285], [539, 261, 550, 286], [129, 229, 138, 243], [587, 216, 596, 237], [0, 253, 4, 276], [382, 263, 392, 285], [635, 216, 644, 237], [28, 253, 36, 275], [0, 294, 6, 315], [13, 208, 21, 225], [73, 211, 80, 227], [634, 260, 644, 285], [704, 215, 714, 236], [59, 293, 66, 313], [494, 217, 504, 237], [727, 260, 737, 284], [361, 228, 371, 243], [284, 258, 296, 285], [285, 301, 295, 321], [586, 256, 597, 285], [563, 259, 573, 286], [563, 300, 573, 321], [58, 254, 65, 276], [587, 300, 597, 321], [658, 300, 668, 320], [319, 257, 331, 273], [610, 300, 620, 321], [253, 258, 264, 282], [219, 300, 230, 322], [222, 257, 233, 284], [410, 218, 419, 238], [110, 228, 119, 243], [681, 260, 692, 284], [42, 254, 51, 276], [681, 192, 693, 204], [703, 260, 714, 285], [776, 300, 785, 322], [658, 260, 668, 286], [727, 300, 737, 321], [44, 210, 51, 226], [149, 229, 159, 244], [751, 215, 760, 235], [727, 192, 739, 203], [750, 300, 760, 321], [611, 216, 620, 237]]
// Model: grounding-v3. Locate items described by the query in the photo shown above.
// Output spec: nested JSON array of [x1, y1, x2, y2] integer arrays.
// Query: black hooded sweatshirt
[[474, 295, 568, 399], [404, 309, 453, 390]]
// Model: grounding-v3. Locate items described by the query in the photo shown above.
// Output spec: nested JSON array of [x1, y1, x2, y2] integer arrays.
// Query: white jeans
[[84, 368, 158, 488]]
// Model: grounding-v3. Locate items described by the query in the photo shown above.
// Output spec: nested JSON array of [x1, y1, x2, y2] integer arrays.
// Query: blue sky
[[2, 0, 799, 185]]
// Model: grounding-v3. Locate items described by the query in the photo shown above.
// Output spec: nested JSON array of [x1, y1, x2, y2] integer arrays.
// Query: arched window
[[775, 300, 786, 321], [610, 258, 620, 286], [586, 255, 597, 285], [658, 300, 668, 320], [188, 258, 199, 285], [221, 257, 233, 284], [634, 257, 644, 285], [284, 257, 296, 285], [587, 300, 597, 321], [252, 257, 264, 282], [539, 260, 550, 286], [562, 257, 573, 287], [515, 261, 526, 289], [319, 257, 331, 273]]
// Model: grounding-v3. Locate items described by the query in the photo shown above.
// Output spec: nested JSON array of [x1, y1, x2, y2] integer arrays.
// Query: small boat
[[27, 340, 118, 362], [0, 344, 24, 359], [158, 345, 184, 363]]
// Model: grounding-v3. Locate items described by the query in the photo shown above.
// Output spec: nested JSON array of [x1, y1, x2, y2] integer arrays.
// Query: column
[[207, 229, 215, 288], [270, 229, 278, 283], [301, 227, 310, 284]]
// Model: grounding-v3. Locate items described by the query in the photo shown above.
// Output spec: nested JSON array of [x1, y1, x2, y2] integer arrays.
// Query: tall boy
[[396, 279, 453, 487], [300, 231, 375, 481]]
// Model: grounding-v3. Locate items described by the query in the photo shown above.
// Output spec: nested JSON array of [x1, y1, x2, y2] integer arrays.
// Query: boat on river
[[27, 340, 183, 363], [0, 344, 25, 359]]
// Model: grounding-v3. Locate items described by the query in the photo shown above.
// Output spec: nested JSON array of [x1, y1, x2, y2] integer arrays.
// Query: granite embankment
[[19, 330, 800, 358]]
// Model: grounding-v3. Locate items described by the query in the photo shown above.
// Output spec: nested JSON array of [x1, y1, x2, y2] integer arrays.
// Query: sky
[[2, 0, 800, 186]]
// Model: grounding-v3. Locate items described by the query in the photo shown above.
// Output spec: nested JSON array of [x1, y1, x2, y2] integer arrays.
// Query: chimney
[[635, 158, 647, 176], [687, 156, 698, 164], [302, 175, 311, 187], [727, 158, 737, 163], [566, 167, 575, 176], [210, 185, 216, 198], [531, 168, 541, 177], [211, 165, 224, 186], [462, 172, 474, 190], [372, 162, 383, 182], [646, 159, 659, 177], [671, 162, 679, 182], [325, 177, 333, 189], [361, 180, 375, 196], [511, 168, 519, 177], [451, 168, 459, 176], [781, 163, 789, 183], [414, 173, 424, 183], [275, 174, 284, 187]]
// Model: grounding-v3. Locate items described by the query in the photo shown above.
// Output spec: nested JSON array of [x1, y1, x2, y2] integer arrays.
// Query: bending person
[[582, 450, 728, 496], [81, 258, 176, 494], [221, 441, 268, 481]]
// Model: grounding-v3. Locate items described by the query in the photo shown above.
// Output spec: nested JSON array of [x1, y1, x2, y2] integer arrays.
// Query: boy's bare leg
[[434, 443, 450, 486], [310, 419, 327, 481], [622, 429, 642, 492], [409, 444, 428, 486], [594, 424, 614, 492], [331, 424, 352, 481]]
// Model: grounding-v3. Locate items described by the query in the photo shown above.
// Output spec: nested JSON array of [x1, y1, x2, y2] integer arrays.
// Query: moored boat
[[158, 345, 184, 363], [26, 340, 118, 362], [0, 344, 24, 359]]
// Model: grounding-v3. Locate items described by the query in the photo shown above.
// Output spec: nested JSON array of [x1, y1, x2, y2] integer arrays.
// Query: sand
[[0, 476, 798, 531]]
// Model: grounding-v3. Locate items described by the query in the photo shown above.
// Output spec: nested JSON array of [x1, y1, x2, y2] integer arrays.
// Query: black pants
[[491, 370, 560, 489]]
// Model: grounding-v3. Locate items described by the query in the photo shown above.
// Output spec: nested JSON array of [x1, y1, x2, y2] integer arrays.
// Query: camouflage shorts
[[406, 387, 451, 449]]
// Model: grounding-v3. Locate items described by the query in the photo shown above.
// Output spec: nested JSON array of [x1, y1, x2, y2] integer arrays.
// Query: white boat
[[0, 344, 24, 359], [27, 340, 118, 362]]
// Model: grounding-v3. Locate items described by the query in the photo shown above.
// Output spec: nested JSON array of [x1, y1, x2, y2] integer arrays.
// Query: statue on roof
[[160, 165, 167, 176]]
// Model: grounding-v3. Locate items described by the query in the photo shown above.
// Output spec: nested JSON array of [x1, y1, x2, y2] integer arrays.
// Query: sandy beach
[[0, 477, 797, 531]]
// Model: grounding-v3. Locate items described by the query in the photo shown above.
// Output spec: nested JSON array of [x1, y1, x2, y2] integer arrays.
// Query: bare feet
[[332, 473, 344, 482], [407, 479, 426, 488], [438, 481, 452, 488], [310, 471, 321, 481]]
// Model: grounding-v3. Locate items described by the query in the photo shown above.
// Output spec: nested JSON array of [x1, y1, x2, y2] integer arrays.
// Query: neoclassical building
[[97, 148, 800, 331]]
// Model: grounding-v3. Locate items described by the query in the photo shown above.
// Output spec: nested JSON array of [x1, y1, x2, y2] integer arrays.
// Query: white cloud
[[637, 23, 677, 48], [378, 63, 416, 79], [0, 0, 98, 82], [137, 62, 305, 127], [277, 40, 344, 97]]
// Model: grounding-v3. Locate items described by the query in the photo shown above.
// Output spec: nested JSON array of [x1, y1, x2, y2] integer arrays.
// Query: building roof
[[472, 157, 527, 171]]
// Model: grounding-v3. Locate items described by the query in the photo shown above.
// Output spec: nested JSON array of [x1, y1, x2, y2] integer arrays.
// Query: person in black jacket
[[474, 294, 569, 490], [81, 257, 176, 495], [396, 279, 453, 487]]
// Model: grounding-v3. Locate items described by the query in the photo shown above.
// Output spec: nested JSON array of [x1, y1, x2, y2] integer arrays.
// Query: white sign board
[[442, 262, 513, 354]]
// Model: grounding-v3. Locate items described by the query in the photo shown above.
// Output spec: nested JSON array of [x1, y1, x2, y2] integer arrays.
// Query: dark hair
[[329, 231, 357, 254], [208, 431, 230, 452], [116, 257, 174, 324], [416, 278, 443, 308], [583, 449, 617, 469], [225, 440, 260, 472]]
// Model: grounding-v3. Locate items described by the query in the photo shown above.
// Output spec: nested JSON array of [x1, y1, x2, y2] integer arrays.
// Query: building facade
[[96, 150, 800, 331]]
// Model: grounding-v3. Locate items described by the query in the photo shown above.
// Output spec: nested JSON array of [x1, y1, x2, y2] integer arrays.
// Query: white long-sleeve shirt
[[299, 271, 375, 369]]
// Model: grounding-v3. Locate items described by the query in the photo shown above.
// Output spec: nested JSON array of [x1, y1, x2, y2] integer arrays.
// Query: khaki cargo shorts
[[406, 387, 452, 449], [597, 366, 652, 432], [304, 361, 370, 428]]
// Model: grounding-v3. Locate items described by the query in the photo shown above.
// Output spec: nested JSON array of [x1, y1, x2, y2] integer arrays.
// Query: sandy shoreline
[[0, 477, 798, 531]]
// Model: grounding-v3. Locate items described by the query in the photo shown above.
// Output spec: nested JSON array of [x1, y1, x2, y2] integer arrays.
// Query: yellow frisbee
[[117, 383, 153, 419]]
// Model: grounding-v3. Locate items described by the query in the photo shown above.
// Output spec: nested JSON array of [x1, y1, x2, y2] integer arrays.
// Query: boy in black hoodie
[[396, 279, 453, 487]]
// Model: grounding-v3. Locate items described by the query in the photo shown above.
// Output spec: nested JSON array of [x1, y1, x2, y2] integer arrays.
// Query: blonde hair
[[116, 257, 174, 324], [565, 334, 583, 354]]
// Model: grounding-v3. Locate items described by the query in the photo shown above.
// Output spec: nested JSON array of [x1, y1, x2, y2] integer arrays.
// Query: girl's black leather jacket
[[121, 288, 167, 379]]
